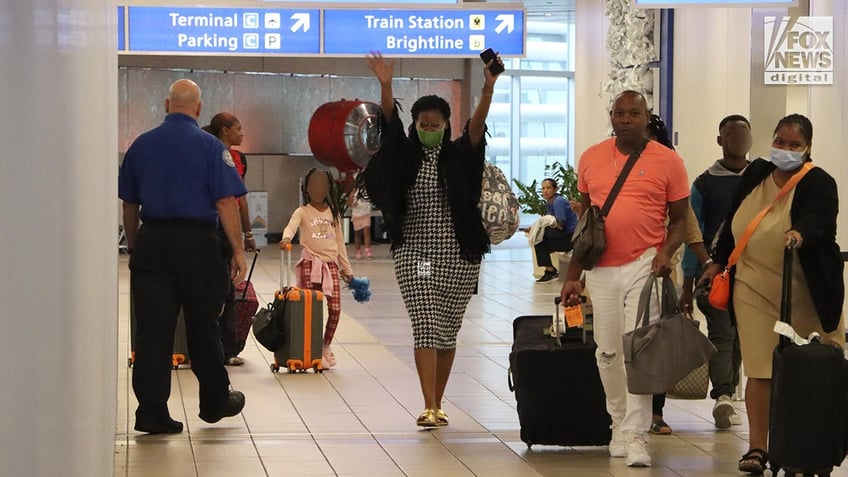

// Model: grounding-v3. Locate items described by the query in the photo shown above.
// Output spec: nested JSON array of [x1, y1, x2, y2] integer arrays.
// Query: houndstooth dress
[[393, 144, 481, 350]]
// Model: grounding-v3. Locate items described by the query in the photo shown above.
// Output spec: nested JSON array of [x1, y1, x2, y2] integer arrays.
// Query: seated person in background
[[533, 178, 578, 283]]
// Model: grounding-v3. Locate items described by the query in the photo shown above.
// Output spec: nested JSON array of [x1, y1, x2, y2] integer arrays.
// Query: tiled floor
[[114, 237, 848, 476]]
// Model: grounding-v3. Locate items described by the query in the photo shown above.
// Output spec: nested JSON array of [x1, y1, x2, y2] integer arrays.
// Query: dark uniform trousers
[[130, 221, 231, 420], [534, 226, 574, 268]]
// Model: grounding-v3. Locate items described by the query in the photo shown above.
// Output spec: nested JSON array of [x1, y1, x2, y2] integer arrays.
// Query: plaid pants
[[299, 260, 341, 345]]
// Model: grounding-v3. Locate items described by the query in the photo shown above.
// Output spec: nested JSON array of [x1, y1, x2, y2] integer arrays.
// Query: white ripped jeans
[[585, 248, 659, 436]]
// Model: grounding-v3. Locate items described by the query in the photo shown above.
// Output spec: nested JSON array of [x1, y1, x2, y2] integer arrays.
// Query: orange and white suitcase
[[271, 245, 325, 373]]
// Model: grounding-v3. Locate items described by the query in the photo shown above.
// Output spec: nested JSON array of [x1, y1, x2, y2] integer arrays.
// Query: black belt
[[143, 217, 217, 229]]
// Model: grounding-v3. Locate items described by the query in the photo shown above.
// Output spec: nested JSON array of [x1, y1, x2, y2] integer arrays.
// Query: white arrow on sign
[[290, 13, 310, 33], [495, 14, 514, 34]]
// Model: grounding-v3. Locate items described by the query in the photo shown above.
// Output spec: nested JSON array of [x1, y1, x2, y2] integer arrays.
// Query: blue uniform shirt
[[547, 195, 578, 235], [119, 113, 247, 222]]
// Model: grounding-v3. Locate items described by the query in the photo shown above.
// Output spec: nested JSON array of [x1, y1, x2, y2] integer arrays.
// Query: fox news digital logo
[[764, 16, 833, 85]]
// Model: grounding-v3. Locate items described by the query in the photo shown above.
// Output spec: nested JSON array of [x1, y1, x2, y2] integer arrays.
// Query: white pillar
[[575, 0, 614, 157], [0, 1, 118, 476]]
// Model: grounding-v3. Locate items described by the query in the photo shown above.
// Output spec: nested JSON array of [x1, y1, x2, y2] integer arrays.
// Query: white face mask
[[769, 147, 806, 171]]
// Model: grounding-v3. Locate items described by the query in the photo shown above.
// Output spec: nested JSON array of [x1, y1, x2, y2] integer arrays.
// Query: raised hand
[[367, 51, 395, 85], [483, 52, 504, 86]]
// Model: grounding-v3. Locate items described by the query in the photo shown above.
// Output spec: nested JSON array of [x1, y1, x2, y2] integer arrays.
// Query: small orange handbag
[[708, 162, 813, 310]]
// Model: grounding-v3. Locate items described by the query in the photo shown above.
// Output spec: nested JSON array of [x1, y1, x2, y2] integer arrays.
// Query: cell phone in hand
[[479, 48, 505, 75]]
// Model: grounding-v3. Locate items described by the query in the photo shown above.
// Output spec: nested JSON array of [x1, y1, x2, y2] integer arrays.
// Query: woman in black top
[[705, 114, 844, 474], [360, 51, 501, 427]]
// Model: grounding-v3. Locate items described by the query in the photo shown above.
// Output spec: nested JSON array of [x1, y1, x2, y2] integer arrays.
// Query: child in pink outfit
[[281, 169, 353, 369], [347, 188, 373, 259]]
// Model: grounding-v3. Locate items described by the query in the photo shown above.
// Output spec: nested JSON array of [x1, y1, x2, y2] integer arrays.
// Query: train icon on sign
[[469, 14, 485, 30]]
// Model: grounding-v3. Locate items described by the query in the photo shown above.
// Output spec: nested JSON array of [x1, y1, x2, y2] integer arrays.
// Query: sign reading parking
[[126, 6, 319, 54], [323, 9, 525, 56]]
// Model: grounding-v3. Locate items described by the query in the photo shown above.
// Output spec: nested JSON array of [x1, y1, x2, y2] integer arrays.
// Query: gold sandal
[[417, 409, 438, 428], [436, 409, 449, 427]]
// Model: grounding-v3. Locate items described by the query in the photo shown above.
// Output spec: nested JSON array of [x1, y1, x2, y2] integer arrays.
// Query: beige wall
[[575, 0, 613, 158], [807, 0, 848, 245], [672, 7, 752, 181]]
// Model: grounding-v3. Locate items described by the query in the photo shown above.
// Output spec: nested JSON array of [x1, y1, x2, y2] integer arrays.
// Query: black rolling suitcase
[[508, 297, 611, 448], [766, 245, 848, 477]]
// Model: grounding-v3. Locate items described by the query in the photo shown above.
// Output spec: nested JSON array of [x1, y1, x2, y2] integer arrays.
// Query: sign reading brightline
[[127, 6, 320, 54], [323, 9, 525, 56]]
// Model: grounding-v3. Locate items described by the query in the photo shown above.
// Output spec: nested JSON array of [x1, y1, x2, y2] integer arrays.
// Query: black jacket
[[359, 107, 490, 263], [713, 159, 843, 332]]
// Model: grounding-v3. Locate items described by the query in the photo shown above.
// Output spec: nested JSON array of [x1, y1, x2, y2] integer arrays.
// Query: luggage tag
[[564, 304, 585, 328]]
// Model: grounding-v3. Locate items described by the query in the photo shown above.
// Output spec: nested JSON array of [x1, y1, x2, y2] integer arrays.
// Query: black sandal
[[739, 448, 768, 475]]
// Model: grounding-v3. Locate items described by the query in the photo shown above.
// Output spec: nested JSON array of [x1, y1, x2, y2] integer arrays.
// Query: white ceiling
[[486, 0, 576, 23]]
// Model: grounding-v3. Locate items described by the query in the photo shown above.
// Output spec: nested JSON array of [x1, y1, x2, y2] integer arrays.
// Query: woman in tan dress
[[706, 114, 844, 474]]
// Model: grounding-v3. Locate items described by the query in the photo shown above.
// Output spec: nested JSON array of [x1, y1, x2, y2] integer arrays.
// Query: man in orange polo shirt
[[560, 91, 690, 467]]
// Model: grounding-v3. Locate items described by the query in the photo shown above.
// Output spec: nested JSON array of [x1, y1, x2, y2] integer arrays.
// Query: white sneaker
[[608, 428, 627, 458], [729, 412, 743, 426], [625, 433, 652, 467], [713, 395, 735, 430]]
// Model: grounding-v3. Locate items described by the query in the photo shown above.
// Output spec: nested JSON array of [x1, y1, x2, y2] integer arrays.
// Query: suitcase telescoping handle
[[279, 242, 293, 290], [240, 251, 260, 301], [779, 238, 797, 348]]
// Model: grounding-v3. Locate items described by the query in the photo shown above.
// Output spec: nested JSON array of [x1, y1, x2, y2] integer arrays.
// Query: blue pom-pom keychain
[[346, 276, 371, 303]]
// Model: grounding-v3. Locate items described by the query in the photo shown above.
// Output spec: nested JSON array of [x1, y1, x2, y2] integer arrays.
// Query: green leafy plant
[[328, 178, 351, 219], [512, 162, 579, 216], [548, 161, 579, 203], [512, 178, 548, 216]]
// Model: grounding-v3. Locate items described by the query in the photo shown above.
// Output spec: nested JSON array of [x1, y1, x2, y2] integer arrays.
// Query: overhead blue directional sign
[[126, 6, 320, 54], [323, 9, 525, 56]]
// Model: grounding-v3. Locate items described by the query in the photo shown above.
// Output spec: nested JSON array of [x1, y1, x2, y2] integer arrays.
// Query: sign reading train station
[[764, 16, 834, 85], [323, 9, 525, 56]]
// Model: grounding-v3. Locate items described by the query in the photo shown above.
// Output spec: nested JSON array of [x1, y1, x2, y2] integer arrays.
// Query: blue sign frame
[[118, 6, 126, 51], [323, 8, 525, 57], [116, 4, 526, 57], [126, 6, 320, 55]]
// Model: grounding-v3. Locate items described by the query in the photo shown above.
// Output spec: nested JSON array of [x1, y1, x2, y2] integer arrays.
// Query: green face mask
[[416, 128, 444, 148]]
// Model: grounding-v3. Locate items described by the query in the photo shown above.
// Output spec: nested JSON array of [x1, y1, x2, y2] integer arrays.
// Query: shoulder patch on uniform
[[222, 150, 235, 168]]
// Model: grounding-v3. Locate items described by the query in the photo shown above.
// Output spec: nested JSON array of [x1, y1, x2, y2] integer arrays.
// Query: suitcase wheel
[[127, 358, 133, 368], [270, 363, 280, 373], [313, 364, 323, 373]]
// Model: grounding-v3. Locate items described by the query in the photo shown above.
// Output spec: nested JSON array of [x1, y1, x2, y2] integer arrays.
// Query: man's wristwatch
[[704, 258, 714, 267]]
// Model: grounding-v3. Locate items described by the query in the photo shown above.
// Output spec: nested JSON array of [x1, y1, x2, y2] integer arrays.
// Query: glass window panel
[[485, 74, 512, 178]]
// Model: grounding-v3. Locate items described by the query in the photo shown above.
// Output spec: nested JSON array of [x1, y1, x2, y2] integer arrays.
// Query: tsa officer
[[120, 79, 248, 434]]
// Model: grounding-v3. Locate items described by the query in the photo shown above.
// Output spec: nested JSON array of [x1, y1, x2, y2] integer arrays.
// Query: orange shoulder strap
[[726, 162, 814, 269]]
